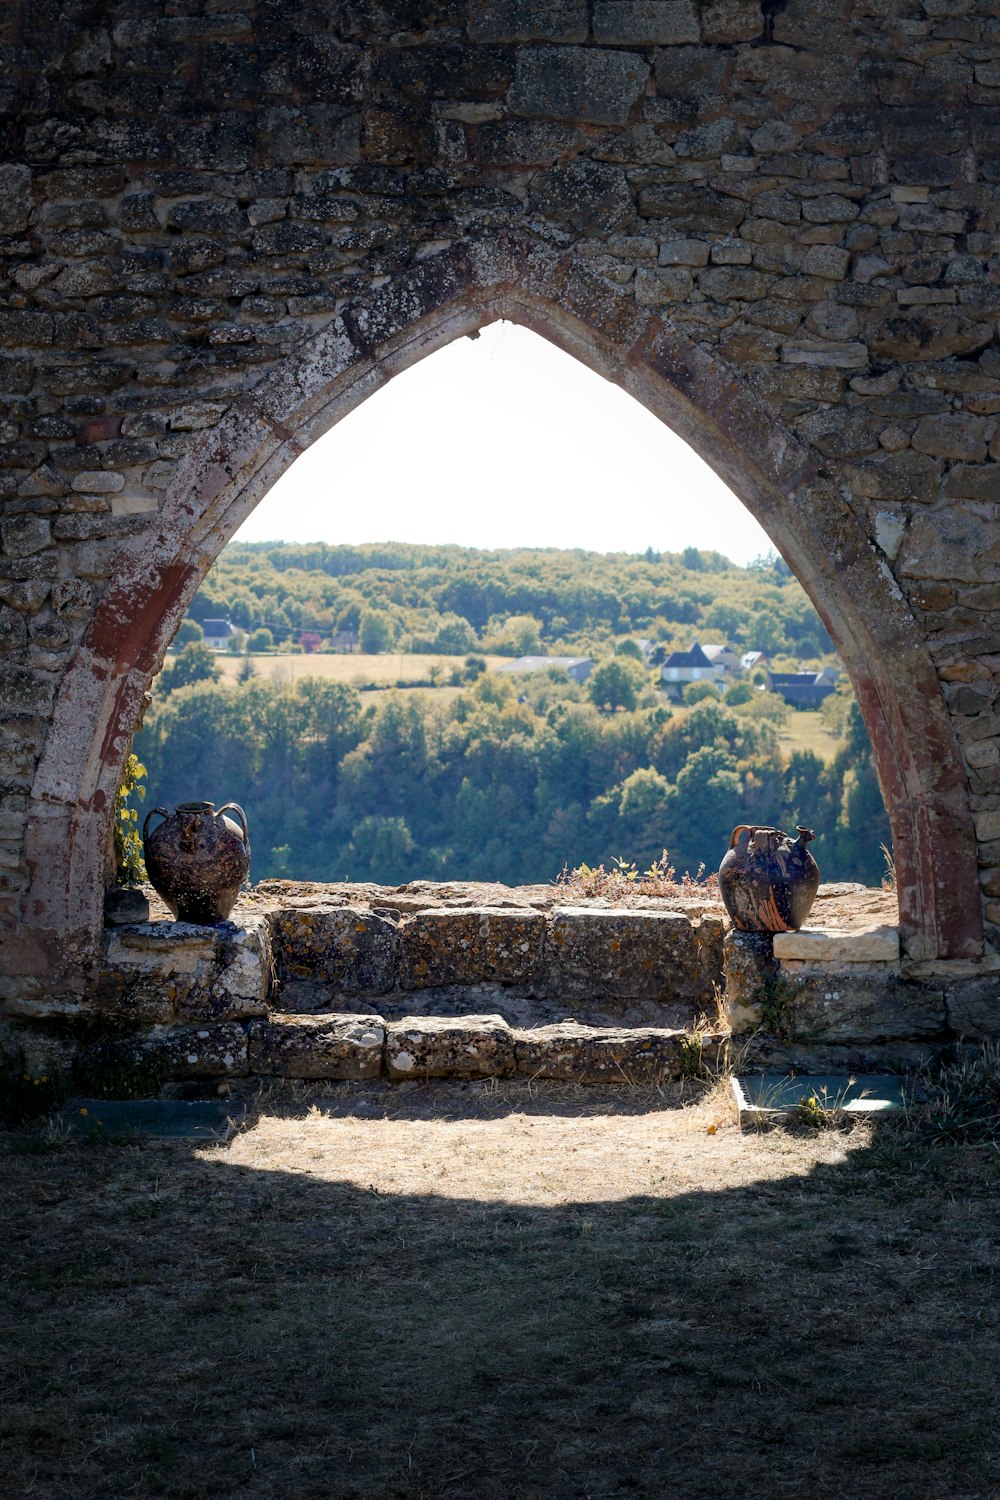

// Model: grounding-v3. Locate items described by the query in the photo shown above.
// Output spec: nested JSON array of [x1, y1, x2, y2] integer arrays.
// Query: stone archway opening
[[19, 235, 983, 1011], [169, 314, 885, 894]]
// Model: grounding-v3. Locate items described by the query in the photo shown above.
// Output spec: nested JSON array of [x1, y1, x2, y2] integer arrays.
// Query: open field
[[214, 652, 507, 686], [777, 708, 842, 764], [3, 1080, 999, 1499]]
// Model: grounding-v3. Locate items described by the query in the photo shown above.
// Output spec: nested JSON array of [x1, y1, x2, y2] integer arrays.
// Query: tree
[[615, 638, 644, 660], [587, 658, 645, 713], [348, 815, 415, 883], [359, 608, 395, 653], [299, 631, 321, 654], [486, 613, 544, 657], [174, 618, 204, 648], [683, 680, 720, 706], [247, 627, 274, 653], [159, 641, 221, 695], [432, 615, 478, 654]]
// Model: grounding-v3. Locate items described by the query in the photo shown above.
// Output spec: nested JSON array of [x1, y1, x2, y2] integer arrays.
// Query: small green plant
[[793, 1079, 861, 1130], [795, 1089, 830, 1128], [114, 753, 147, 885], [753, 975, 802, 1042], [678, 1029, 706, 1080]]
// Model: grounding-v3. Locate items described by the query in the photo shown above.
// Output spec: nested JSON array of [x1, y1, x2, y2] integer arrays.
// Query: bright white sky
[[234, 320, 774, 566]]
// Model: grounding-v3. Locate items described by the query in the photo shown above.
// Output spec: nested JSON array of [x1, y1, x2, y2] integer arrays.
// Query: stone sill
[[773, 925, 900, 965]]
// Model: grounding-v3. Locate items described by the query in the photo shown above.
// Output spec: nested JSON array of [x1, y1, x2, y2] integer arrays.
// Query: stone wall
[[2, 878, 989, 1083], [3, 1, 1000, 1010], [1, 880, 729, 1084]]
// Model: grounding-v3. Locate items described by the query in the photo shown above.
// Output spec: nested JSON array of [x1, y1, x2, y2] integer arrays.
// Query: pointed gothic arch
[[18, 231, 981, 1002]]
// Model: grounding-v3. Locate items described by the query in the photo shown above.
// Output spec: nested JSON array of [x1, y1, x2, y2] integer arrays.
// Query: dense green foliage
[[138, 542, 891, 888], [136, 669, 890, 889], [187, 540, 834, 660]]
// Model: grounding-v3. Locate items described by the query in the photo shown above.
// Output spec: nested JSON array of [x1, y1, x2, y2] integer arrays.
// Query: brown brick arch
[[19, 233, 981, 1003]]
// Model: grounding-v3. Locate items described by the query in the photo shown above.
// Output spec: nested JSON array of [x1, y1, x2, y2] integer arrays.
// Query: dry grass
[[214, 653, 506, 687], [776, 708, 843, 764], [3, 1080, 1000, 1499]]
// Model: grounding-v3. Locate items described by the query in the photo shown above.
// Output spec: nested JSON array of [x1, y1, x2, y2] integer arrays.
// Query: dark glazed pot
[[143, 800, 250, 924], [718, 824, 820, 933]]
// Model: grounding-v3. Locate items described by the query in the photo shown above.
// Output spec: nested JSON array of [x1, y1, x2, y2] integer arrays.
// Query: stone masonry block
[[468, 0, 588, 42], [269, 904, 398, 992], [780, 972, 945, 1044], [944, 974, 1000, 1039], [399, 907, 545, 989], [515, 1021, 694, 1083], [538, 907, 715, 1004], [508, 46, 648, 127], [773, 926, 900, 964], [385, 1014, 515, 1078], [699, 0, 760, 42], [592, 2, 699, 46], [81, 1023, 249, 1083], [247, 1013, 385, 1078], [99, 917, 272, 1025]]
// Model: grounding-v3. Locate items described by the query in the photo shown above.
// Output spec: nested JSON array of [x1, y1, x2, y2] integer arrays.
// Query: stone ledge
[[398, 906, 546, 989], [539, 906, 718, 1003], [98, 916, 272, 1025], [773, 925, 900, 964], [741, 971, 946, 1045], [514, 1020, 719, 1083], [385, 1014, 515, 1078], [247, 1013, 385, 1079], [80, 1022, 250, 1081], [268, 905, 397, 992]]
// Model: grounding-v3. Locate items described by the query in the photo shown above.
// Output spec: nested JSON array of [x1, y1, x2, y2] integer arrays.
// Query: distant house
[[741, 650, 769, 674], [700, 643, 743, 677], [201, 618, 238, 651], [329, 630, 359, 653], [496, 655, 594, 684], [767, 668, 839, 708], [660, 641, 726, 699]]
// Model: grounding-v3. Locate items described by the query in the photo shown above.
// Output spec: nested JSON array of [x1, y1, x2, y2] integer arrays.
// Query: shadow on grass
[[2, 1105, 999, 1500]]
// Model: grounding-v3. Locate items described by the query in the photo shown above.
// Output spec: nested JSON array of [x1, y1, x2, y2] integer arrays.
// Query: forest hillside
[[133, 543, 891, 889]]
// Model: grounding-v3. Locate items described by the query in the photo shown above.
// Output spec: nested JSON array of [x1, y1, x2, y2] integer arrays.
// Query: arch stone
[[1, 4, 998, 1014]]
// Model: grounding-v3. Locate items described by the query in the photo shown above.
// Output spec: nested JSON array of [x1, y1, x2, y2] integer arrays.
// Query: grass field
[[215, 652, 507, 686], [777, 709, 842, 764], [3, 1081, 999, 1499]]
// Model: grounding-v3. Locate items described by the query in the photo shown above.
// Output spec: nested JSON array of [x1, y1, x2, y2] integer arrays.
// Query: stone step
[[246, 1011, 723, 1085], [277, 982, 700, 1030]]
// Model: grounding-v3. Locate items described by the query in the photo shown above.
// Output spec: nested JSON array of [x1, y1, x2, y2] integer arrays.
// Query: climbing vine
[[114, 754, 147, 886]]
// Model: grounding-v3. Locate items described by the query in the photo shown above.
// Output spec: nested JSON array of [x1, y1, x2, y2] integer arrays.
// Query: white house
[[700, 642, 743, 677], [660, 641, 726, 699], [201, 618, 238, 651]]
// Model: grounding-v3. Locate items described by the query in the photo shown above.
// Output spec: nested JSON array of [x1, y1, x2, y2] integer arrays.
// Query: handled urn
[[718, 824, 820, 933], [143, 800, 250, 925]]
